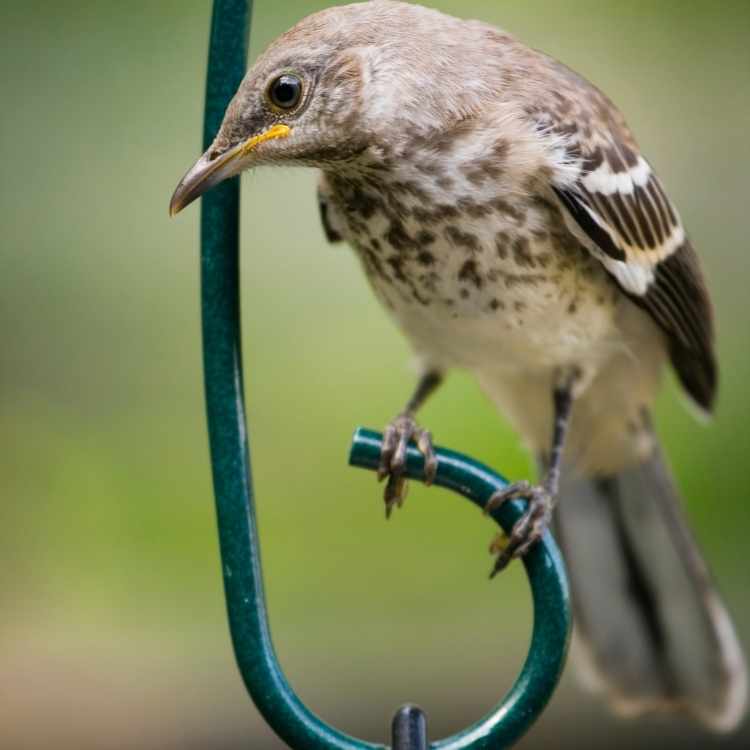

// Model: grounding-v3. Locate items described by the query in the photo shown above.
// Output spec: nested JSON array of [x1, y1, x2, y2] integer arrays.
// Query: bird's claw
[[483, 480, 534, 515], [384, 473, 408, 519], [377, 414, 436, 517], [486, 482, 553, 577]]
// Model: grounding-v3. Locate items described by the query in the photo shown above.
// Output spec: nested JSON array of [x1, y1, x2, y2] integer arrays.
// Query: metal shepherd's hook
[[198, 2, 571, 748]]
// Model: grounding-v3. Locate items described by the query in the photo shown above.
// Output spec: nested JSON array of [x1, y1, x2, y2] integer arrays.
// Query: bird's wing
[[317, 174, 344, 243], [539, 85, 717, 412]]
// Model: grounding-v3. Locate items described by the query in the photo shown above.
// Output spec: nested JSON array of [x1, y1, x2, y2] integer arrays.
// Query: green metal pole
[[201, 1, 377, 748], [198, 2, 571, 748]]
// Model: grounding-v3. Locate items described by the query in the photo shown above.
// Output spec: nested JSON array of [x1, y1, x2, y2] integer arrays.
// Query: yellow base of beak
[[169, 124, 292, 216], [239, 123, 292, 156]]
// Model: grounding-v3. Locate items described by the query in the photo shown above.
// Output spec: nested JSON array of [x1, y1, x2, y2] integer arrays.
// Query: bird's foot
[[377, 414, 437, 518], [485, 481, 553, 577]]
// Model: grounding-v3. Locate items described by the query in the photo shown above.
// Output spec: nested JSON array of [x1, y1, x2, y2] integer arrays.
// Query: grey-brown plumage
[[170, 0, 745, 732]]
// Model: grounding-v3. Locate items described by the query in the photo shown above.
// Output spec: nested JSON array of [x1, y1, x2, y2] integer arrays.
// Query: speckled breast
[[323, 166, 618, 371]]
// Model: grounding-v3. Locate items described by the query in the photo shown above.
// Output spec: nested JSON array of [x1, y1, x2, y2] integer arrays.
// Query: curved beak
[[169, 124, 291, 216]]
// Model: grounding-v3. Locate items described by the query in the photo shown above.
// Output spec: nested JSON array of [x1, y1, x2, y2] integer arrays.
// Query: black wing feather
[[631, 244, 717, 411], [318, 186, 343, 243]]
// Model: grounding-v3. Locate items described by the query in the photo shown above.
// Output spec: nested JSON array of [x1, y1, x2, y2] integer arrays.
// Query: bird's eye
[[268, 74, 303, 110]]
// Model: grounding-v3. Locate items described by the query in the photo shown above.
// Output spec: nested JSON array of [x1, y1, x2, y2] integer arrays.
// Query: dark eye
[[268, 74, 302, 110]]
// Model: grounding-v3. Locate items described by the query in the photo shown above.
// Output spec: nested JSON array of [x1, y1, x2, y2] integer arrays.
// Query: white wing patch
[[582, 155, 651, 195], [601, 257, 654, 296]]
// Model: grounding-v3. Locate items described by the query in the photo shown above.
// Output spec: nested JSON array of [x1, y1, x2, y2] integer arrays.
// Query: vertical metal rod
[[200, 3, 379, 748]]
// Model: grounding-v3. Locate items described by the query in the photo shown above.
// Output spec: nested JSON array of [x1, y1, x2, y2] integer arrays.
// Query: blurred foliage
[[0, 1, 748, 748]]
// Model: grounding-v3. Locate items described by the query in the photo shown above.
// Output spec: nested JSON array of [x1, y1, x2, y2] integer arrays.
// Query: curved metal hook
[[198, 1, 571, 748], [349, 430, 571, 749]]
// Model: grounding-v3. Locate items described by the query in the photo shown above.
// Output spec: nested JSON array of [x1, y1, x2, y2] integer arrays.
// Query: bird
[[170, 0, 747, 732]]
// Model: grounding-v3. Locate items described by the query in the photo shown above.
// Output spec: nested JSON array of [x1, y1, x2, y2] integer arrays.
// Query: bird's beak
[[169, 124, 292, 216]]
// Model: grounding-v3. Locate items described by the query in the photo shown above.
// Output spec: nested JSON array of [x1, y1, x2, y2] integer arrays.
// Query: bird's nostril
[[208, 149, 221, 162]]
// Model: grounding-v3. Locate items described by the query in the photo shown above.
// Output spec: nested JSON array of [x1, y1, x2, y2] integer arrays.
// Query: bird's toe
[[488, 484, 553, 576]]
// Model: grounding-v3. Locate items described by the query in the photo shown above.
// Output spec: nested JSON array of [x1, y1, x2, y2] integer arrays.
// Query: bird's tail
[[553, 436, 747, 732]]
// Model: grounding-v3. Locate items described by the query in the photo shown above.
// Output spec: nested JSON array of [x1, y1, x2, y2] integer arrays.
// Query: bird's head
[[169, 4, 379, 217], [169, 1, 504, 216]]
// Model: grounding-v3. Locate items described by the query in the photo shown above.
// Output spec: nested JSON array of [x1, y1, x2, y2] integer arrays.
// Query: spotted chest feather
[[321, 151, 619, 371]]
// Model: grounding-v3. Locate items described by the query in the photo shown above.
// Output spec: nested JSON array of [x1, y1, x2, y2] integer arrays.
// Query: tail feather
[[553, 441, 747, 731]]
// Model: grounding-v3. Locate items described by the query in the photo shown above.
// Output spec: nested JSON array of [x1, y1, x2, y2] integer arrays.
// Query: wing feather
[[536, 76, 717, 411], [317, 175, 344, 244]]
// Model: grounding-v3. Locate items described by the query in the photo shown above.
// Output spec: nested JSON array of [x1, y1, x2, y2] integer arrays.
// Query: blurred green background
[[1, 1, 748, 747]]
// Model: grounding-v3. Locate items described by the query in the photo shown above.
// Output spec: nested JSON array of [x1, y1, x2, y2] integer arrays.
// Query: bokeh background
[[1, 1, 748, 748]]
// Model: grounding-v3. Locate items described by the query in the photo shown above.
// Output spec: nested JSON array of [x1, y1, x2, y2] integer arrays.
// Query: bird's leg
[[485, 375, 576, 576], [378, 370, 443, 518]]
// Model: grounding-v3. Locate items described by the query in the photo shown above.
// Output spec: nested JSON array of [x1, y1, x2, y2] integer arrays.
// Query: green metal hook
[[350, 430, 571, 749], [198, 1, 571, 748]]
